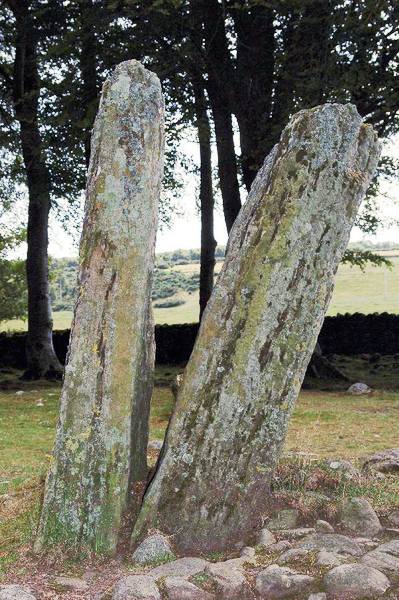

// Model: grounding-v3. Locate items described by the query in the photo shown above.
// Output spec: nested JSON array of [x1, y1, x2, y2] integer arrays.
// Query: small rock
[[324, 564, 390, 599], [353, 537, 378, 550], [132, 532, 175, 565], [240, 546, 256, 559], [258, 528, 276, 547], [315, 520, 334, 533], [15, 391, 24, 396], [149, 557, 209, 579], [363, 448, 399, 474], [53, 577, 89, 592], [282, 527, 315, 540], [338, 497, 382, 537], [347, 382, 372, 395], [277, 548, 310, 564], [297, 533, 363, 556], [317, 550, 345, 568], [325, 459, 360, 480], [0, 587, 36, 600], [268, 540, 292, 553], [308, 594, 326, 600], [205, 559, 253, 599], [268, 509, 299, 531], [388, 510, 399, 527], [375, 539, 399, 556], [112, 576, 160, 600], [361, 549, 399, 574], [255, 564, 314, 599], [163, 577, 214, 600]]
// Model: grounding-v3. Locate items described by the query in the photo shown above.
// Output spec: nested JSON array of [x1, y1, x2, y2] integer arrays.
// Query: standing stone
[[133, 104, 380, 553], [35, 60, 164, 553]]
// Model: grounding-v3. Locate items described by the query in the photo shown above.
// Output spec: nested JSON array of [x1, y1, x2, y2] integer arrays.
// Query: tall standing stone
[[35, 60, 164, 553], [133, 104, 380, 553]]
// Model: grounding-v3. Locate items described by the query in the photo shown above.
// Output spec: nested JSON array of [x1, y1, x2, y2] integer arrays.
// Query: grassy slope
[[1, 256, 398, 331]]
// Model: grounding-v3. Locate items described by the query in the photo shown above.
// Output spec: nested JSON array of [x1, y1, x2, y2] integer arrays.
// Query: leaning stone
[[131, 104, 380, 554], [282, 527, 315, 540], [0, 587, 36, 600], [149, 557, 209, 579], [338, 497, 382, 537], [347, 382, 372, 395], [53, 576, 89, 592], [163, 577, 214, 600], [112, 576, 160, 600], [324, 564, 390, 599], [255, 564, 314, 599], [316, 550, 346, 568], [35, 60, 164, 554], [325, 459, 361, 480], [363, 448, 399, 474], [297, 534, 363, 556], [277, 548, 310, 564], [361, 549, 399, 574], [205, 560, 254, 599], [258, 528, 276, 547], [132, 533, 175, 565], [315, 520, 334, 533], [268, 509, 299, 531]]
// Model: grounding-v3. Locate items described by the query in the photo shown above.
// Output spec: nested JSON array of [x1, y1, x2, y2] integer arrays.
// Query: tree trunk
[[132, 104, 380, 554], [10, 3, 62, 380], [200, 0, 241, 232], [193, 82, 216, 320], [35, 61, 164, 554]]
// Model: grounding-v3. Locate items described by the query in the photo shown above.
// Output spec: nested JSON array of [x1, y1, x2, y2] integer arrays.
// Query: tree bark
[[10, 2, 62, 380], [193, 82, 216, 320], [200, 0, 241, 232], [35, 60, 164, 554], [133, 104, 380, 554]]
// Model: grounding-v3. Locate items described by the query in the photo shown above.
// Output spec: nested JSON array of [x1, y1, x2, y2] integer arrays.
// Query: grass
[[0, 363, 398, 575], [1, 256, 398, 331]]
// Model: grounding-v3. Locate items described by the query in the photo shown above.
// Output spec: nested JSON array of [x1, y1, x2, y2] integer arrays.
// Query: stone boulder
[[163, 577, 214, 600], [277, 548, 310, 565], [132, 533, 175, 565], [347, 382, 371, 395], [361, 548, 399, 575], [255, 564, 314, 599], [205, 559, 254, 599], [258, 528, 276, 546], [316, 550, 346, 568], [0, 587, 36, 600], [52, 577, 89, 592], [297, 533, 363, 556], [149, 557, 209, 579], [363, 448, 399, 474], [338, 497, 382, 537], [323, 564, 390, 599], [112, 576, 160, 600]]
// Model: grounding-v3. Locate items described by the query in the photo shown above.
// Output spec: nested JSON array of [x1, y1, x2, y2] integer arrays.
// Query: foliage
[[0, 260, 27, 322]]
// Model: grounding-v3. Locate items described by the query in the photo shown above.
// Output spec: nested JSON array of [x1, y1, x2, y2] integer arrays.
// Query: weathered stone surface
[[132, 533, 175, 565], [268, 509, 299, 531], [163, 577, 214, 600], [361, 549, 399, 574], [205, 560, 254, 599], [347, 382, 372, 395], [241, 546, 256, 559], [363, 448, 399, 474], [338, 497, 382, 537], [325, 459, 361, 480], [258, 528, 276, 546], [112, 575, 161, 600], [133, 104, 380, 553], [277, 548, 310, 564], [297, 534, 363, 556], [376, 539, 399, 555], [315, 520, 334, 534], [255, 564, 314, 599], [53, 576, 89, 592], [149, 557, 208, 579], [0, 587, 36, 600], [35, 60, 164, 554], [316, 550, 346, 568], [324, 564, 390, 599]]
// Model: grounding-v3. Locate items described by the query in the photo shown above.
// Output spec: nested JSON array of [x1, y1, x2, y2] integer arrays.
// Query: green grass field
[[1, 255, 398, 331]]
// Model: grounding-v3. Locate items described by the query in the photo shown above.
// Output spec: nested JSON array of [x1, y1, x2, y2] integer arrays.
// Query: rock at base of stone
[[255, 564, 314, 599], [317, 550, 346, 568], [258, 528, 276, 547], [315, 520, 334, 534], [205, 560, 254, 599], [325, 459, 361, 480], [112, 576, 161, 600], [52, 576, 89, 592], [361, 549, 399, 574], [132, 533, 175, 565], [338, 497, 382, 537], [347, 382, 372, 395], [149, 557, 209, 579], [297, 533, 363, 556], [323, 564, 390, 599], [277, 548, 310, 565], [0, 587, 36, 600], [363, 448, 399, 475], [164, 577, 214, 600]]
